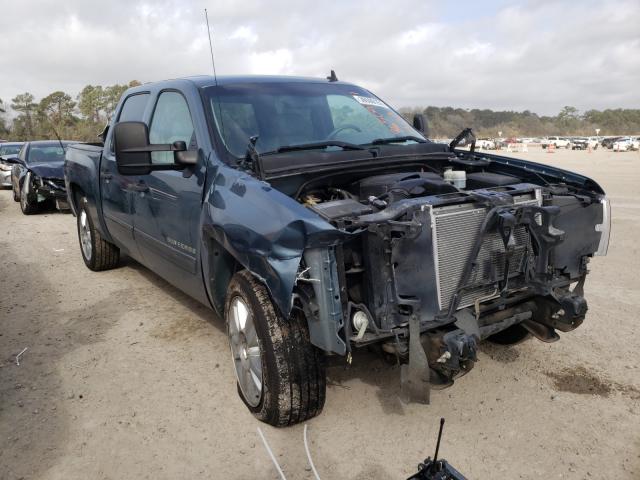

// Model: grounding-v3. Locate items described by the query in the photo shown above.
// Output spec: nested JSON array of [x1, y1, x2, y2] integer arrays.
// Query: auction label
[[352, 95, 389, 108]]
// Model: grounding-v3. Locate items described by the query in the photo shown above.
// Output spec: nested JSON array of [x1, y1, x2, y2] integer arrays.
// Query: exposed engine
[[291, 161, 607, 394], [302, 169, 524, 226]]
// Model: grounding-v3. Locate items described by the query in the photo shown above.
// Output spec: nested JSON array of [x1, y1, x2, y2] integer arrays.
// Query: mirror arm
[[120, 143, 179, 153], [118, 163, 182, 171], [175, 150, 198, 165]]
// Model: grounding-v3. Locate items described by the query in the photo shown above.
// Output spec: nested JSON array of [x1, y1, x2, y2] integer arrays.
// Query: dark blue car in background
[[8, 140, 74, 214], [64, 75, 610, 426]]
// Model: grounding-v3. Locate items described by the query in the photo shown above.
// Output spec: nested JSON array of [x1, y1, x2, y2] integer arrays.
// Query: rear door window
[[118, 93, 150, 122], [110, 93, 150, 153]]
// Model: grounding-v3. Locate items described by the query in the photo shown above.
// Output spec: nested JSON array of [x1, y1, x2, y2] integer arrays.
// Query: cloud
[[229, 26, 259, 45], [0, 0, 638, 115], [397, 24, 442, 48], [249, 49, 293, 74]]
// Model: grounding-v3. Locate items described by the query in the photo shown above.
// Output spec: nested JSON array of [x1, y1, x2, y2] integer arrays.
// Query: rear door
[[101, 92, 150, 257], [132, 90, 205, 277]]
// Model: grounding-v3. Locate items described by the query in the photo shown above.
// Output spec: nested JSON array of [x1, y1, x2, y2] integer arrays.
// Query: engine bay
[[285, 156, 606, 361], [301, 169, 524, 226]]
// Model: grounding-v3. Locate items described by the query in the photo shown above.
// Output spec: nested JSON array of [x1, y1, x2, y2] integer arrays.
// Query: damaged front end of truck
[[246, 138, 610, 403]]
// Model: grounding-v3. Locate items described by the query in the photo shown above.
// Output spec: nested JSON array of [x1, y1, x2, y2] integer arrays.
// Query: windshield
[[0, 145, 22, 156], [27, 145, 65, 163], [205, 82, 423, 157]]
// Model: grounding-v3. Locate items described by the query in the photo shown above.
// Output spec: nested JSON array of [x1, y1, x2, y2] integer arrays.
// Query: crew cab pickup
[[64, 75, 610, 426]]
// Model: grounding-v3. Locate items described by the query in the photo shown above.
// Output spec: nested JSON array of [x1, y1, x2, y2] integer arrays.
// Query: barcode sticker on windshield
[[353, 95, 389, 109]]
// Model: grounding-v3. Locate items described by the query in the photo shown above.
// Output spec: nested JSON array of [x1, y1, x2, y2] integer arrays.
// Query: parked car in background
[[65, 75, 610, 426], [0, 142, 25, 187], [7, 140, 74, 214], [570, 137, 587, 150], [541, 136, 571, 149], [601, 136, 623, 149], [586, 137, 599, 149], [612, 137, 635, 152], [570, 137, 598, 150], [475, 138, 496, 149]]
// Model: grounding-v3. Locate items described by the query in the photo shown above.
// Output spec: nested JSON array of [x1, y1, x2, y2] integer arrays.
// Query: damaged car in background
[[0, 142, 25, 188], [64, 75, 610, 426], [8, 140, 74, 214]]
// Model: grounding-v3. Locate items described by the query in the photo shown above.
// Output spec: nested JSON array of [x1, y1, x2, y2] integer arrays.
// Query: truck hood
[[28, 161, 64, 180]]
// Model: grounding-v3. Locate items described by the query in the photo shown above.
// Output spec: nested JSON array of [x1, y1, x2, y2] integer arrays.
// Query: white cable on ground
[[15, 347, 28, 366], [303, 424, 321, 480], [257, 427, 287, 480]]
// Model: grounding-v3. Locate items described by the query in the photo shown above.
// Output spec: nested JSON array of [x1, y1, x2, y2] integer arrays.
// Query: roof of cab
[[129, 74, 358, 92]]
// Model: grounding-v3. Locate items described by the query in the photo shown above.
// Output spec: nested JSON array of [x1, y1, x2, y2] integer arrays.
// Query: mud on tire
[[225, 270, 326, 427]]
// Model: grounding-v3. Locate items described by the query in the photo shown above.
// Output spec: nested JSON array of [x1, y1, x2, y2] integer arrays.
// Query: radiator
[[430, 194, 540, 311]]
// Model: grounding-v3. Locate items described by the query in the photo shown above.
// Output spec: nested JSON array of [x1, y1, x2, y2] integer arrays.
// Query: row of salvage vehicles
[[0, 140, 73, 214], [2, 74, 611, 429]]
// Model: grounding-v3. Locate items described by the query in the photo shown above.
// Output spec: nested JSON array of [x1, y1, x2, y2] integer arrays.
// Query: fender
[[201, 165, 347, 318]]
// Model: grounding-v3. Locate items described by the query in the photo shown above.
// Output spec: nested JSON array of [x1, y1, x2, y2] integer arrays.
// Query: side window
[[111, 93, 150, 153], [149, 91, 196, 164], [118, 93, 150, 122]]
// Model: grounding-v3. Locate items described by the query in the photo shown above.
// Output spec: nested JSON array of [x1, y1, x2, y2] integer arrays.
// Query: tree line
[[2, 83, 640, 142], [400, 105, 640, 138], [0, 81, 141, 142]]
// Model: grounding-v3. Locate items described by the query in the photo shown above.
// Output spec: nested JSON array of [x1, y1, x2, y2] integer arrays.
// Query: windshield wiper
[[239, 135, 264, 178], [370, 135, 426, 145], [270, 140, 365, 154]]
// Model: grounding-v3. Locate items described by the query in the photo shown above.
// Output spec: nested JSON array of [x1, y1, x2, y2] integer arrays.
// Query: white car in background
[[542, 136, 572, 149], [586, 137, 600, 149], [612, 137, 638, 151], [475, 138, 496, 149]]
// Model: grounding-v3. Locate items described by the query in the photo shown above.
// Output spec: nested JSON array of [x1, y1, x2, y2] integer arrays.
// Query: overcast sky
[[1, 0, 638, 115]]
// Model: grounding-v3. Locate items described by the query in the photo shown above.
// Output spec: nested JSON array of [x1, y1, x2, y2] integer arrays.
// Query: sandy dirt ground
[[1, 147, 639, 480]]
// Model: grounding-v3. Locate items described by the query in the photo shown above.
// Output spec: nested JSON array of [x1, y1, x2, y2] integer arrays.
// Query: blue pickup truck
[[65, 75, 610, 426]]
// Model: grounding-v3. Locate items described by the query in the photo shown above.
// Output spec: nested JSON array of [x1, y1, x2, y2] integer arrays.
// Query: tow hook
[[533, 295, 588, 332], [422, 330, 478, 389]]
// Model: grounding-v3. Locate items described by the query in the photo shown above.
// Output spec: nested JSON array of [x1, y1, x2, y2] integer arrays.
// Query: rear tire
[[77, 197, 120, 271], [225, 270, 326, 427]]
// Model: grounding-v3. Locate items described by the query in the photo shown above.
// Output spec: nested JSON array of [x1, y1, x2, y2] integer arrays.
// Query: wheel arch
[[201, 234, 243, 317], [69, 183, 113, 243]]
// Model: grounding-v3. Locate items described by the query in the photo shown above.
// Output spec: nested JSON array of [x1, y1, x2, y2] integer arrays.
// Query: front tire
[[225, 270, 326, 427], [20, 174, 39, 215], [77, 197, 120, 271]]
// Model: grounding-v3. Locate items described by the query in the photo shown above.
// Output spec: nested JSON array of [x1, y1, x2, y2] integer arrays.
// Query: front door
[[102, 92, 150, 258], [132, 91, 205, 285]]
